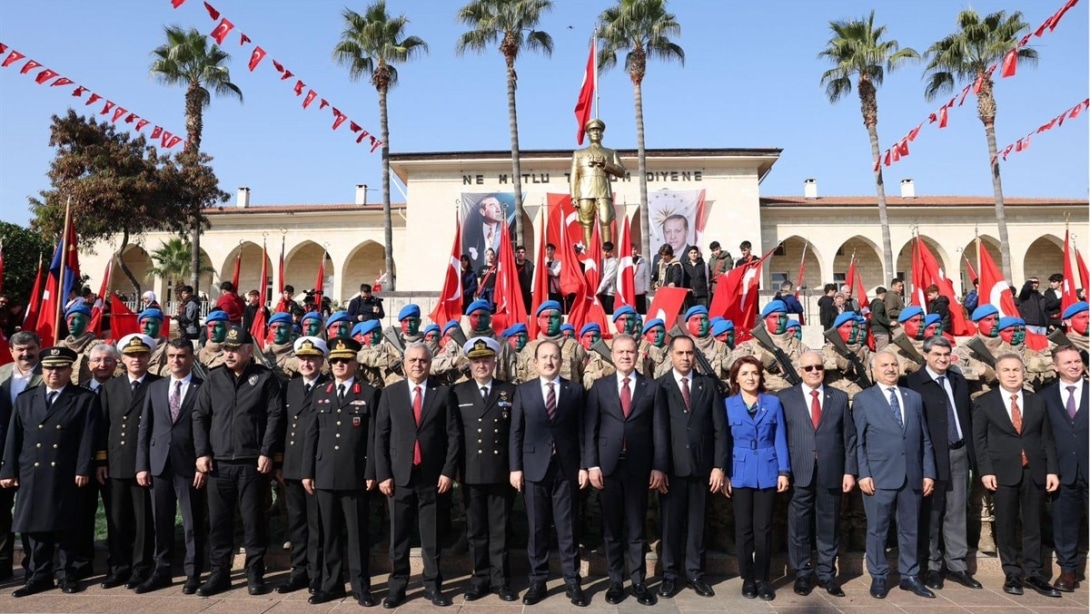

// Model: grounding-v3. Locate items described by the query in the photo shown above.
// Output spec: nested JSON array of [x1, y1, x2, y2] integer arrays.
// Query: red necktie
[[1011, 393, 1027, 468], [680, 377, 691, 411], [620, 377, 632, 418], [810, 389, 821, 429], [412, 385, 423, 466], [545, 383, 557, 422]]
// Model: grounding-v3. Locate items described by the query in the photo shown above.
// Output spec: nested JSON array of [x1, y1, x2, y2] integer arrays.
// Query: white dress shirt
[[9, 366, 34, 403], [615, 370, 636, 396], [539, 376, 560, 405], [476, 378, 494, 399], [169, 373, 194, 406], [1059, 378, 1085, 416], [802, 383, 824, 415], [407, 378, 427, 408], [883, 385, 905, 425], [1000, 387, 1026, 424]]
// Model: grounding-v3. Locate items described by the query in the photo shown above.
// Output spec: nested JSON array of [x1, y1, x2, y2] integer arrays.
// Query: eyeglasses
[[329, 358, 353, 365], [801, 365, 824, 372]]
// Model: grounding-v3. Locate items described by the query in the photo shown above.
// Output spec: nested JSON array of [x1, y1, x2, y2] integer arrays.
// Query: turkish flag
[[614, 215, 635, 308], [303, 90, 317, 108], [1062, 230, 1080, 314], [647, 287, 689, 332], [975, 242, 1046, 350], [248, 46, 266, 71], [574, 37, 595, 144], [87, 93, 102, 106], [172, 0, 187, 8], [107, 294, 140, 342], [553, 196, 587, 299], [964, 256, 978, 284], [112, 107, 128, 123], [203, 1, 220, 20], [490, 215, 529, 333], [938, 106, 949, 128], [528, 210, 551, 339], [428, 215, 464, 327], [1000, 49, 1018, 78], [34, 68, 58, 84], [845, 255, 870, 316], [293, 80, 305, 96], [278, 236, 286, 295], [36, 218, 80, 346], [546, 192, 585, 253], [1077, 246, 1090, 298], [314, 251, 327, 299], [907, 123, 922, 142], [19, 59, 41, 74], [89, 259, 112, 337], [567, 220, 609, 336], [164, 136, 182, 149], [912, 237, 974, 336], [1, 50, 25, 68], [250, 242, 269, 349], [331, 108, 347, 130], [210, 18, 234, 45], [710, 247, 773, 343]]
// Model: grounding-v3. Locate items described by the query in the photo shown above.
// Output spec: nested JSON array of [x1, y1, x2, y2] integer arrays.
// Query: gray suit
[[778, 384, 856, 581], [853, 384, 936, 580]]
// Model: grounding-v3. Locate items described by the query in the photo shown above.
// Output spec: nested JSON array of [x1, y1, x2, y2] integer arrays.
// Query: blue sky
[[0, 0, 1086, 229]]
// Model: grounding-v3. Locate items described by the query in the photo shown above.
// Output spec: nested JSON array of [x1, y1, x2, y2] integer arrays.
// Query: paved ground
[[0, 569, 1086, 614]]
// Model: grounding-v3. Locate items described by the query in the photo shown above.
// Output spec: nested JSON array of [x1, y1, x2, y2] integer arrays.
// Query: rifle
[[750, 325, 803, 386], [891, 333, 925, 366], [823, 329, 872, 389], [1048, 329, 1072, 348], [590, 338, 615, 367], [383, 327, 406, 356], [449, 326, 468, 349], [965, 336, 997, 369]]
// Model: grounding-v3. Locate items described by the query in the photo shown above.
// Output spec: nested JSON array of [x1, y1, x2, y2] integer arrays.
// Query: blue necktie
[[888, 387, 903, 429]]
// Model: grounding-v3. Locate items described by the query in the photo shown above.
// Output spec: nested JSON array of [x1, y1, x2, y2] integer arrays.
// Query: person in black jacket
[[1018, 278, 1048, 334], [346, 284, 385, 323], [681, 247, 710, 309], [651, 244, 684, 291], [275, 337, 328, 596], [193, 326, 284, 597], [1044, 274, 1063, 330], [818, 284, 839, 330], [97, 334, 160, 591], [174, 286, 202, 341], [302, 338, 379, 607], [925, 286, 952, 335]]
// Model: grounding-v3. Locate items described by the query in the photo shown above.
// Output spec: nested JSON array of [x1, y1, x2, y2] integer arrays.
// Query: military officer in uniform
[[520, 301, 587, 384], [263, 312, 301, 380], [463, 300, 516, 381], [890, 307, 928, 376], [138, 309, 171, 376], [502, 324, 530, 383], [59, 304, 103, 386], [728, 300, 806, 392], [822, 312, 873, 400], [97, 333, 159, 590], [580, 323, 616, 389], [452, 337, 519, 602], [356, 320, 404, 389], [638, 319, 670, 379], [302, 338, 379, 607], [276, 336, 328, 595], [198, 310, 231, 371], [1, 347, 99, 597]]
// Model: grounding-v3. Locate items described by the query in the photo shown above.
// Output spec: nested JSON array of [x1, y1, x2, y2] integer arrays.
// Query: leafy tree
[[0, 221, 53, 307], [923, 9, 1036, 279], [456, 0, 554, 245], [150, 25, 242, 294], [334, 1, 428, 291], [597, 0, 684, 259], [28, 110, 193, 295], [819, 11, 918, 279]]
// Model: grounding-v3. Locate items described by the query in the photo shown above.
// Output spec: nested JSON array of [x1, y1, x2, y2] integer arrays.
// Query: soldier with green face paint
[[727, 300, 806, 392], [712, 319, 736, 350], [499, 324, 530, 383], [638, 319, 670, 378], [59, 303, 104, 386], [822, 312, 872, 401], [996, 316, 1054, 392], [956, 305, 1004, 392], [430, 321, 469, 386], [518, 300, 586, 383], [612, 306, 640, 337], [324, 312, 352, 341], [890, 306, 927, 376], [262, 312, 301, 380], [785, 319, 802, 342], [355, 320, 403, 389], [460, 300, 515, 382], [138, 308, 171, 376], [301, 312, 325, 339], [385, 305, 424, 351], [580, 323, 615, 389], [683, 306, 729, 381], [199, 310, 232, 371]]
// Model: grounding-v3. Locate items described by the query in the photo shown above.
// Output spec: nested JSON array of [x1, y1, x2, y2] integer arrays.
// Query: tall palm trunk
[[505, 55, 524, 246], [979, 80, 1010, 278], [379, 85, 395, 290], [866, 128, 894, 278], [633, 79, 649, 258], [184, 82, 204, 295]]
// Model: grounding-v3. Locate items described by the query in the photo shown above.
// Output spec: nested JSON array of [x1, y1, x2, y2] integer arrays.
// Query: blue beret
[[833, 312, 856, 329], [398, 304, 421, 321], [422, 324, 440, 336], [684, 305, 709, 321], [351, 322, 370, 337], [898, 306, 925, 323], [442, 320, 461, 334], [579, 323, 601, 337], [205, 310, 230, 323], [292, 324, 302, 334], [466, 299, 491, 314], [560, 323, 576, 333], [535, 300, 562, 316], [356, 320, 381, 336], [761, 300, 787, 317], [268, 312, 293, 326], [924, 313, 942, 327], [1063, 301, 1088, 320], [502, 323, 528, 338], [711, 320, 734, 337], [785, 318, 801, 330], [65, 304, 91, 318], [854, 314, 867, 323], [641, 318, 665, 335], [302, 311, 322, 322], [325, 311, 351, 326], [971, 304, 999, 321], [998, 316, 1025, 331], [137, 308, 163, 322], [709, 316, 725, 327], [612, 305, 637, 321]]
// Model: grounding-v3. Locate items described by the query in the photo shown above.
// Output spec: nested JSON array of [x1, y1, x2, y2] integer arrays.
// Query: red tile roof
[[760, 195, 1087, 207], [204, 203, 406, 215]]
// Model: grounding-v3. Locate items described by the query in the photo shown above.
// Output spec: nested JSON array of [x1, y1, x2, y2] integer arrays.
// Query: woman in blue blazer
[[724, 355, 791, 601]]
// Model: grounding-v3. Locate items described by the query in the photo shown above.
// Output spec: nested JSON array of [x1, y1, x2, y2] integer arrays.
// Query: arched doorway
[[960, 235, 1002, 294], [896, 235, 952, 291], [1022, 235, 1064, 283], [112, 244, 154, 300], [219, 242, 271, 301], [285, 241, 335, 301], [769, 236, 822, 291], [342, 241, 386, 301], [833, 236, 883, 294]]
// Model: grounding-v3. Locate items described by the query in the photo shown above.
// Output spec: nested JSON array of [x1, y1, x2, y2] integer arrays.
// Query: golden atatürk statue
[[570, 118, 626, 248]]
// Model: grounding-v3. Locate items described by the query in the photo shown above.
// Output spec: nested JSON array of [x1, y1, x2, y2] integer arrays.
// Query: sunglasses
[[801, 365, 824, 372], [329, 358, 353, 365]]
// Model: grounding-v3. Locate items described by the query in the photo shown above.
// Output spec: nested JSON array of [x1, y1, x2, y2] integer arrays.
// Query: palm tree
[[334, 1, 428, 292], [148, 237, 211, 296], [924, 10, 1036, 279], [819, 11, 918, 280], [596, 0, 683, 259], [150, 26, 242, 296], [456, 0, 554, 246]]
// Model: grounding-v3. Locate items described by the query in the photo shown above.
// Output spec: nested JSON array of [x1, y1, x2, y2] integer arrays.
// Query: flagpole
[[592, 27, 599, 120], [53, 196, 72, 345]]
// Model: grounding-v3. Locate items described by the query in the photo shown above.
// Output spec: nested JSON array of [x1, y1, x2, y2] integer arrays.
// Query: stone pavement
[[0, 568, 1086, 614]]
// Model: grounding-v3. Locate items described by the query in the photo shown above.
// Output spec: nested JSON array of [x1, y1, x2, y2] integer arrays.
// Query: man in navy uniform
[[302, 338, 379, 606], [451, 336, 518, 602], [1, 347, 99, 597]]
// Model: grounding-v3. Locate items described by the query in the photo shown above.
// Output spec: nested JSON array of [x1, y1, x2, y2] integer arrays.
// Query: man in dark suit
[[974, 353, 1061, 597], [97, 333, 160, 590], [511, 340, 589, 607], [451, 337, 518, 602], [1043, 345, 1088, 592], [854, 350, 936, 599], [0, 330, 42, 581], [778, 350, 856, 598], [134, 338, 206, 594], [656, 335, 727, 599], [375, 342, 460, 608], [1, 347, 99, 596], [905, 336, 981, 591], [302, 338, 379, 607], [275, 336, 328, 595], [585, 334, 667, 606]]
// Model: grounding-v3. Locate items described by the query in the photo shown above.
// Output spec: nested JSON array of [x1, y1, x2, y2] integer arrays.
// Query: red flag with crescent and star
[[429, 215, 464, 327]]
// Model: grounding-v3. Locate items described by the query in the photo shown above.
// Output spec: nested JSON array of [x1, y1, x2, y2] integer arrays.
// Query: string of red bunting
[[875, 0, 1081, 170], [0, 42, 185, 150], [991, 98, 1089, 165], [173, 0, 383, 153]]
